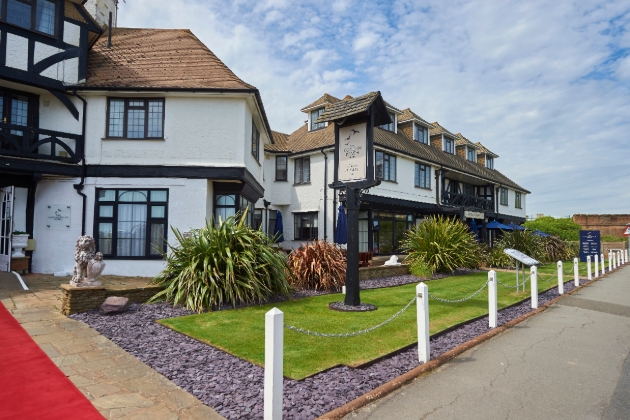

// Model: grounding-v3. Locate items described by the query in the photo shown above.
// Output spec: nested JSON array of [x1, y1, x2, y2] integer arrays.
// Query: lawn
[[159, 271, 561, 380]]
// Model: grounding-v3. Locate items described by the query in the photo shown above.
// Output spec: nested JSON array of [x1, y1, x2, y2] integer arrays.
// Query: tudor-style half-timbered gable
[[0, 2, 275, 276]]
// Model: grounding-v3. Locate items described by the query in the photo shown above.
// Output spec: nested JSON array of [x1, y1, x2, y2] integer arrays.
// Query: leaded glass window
[[5, 0, 57, 36], [107, 98, 164, 139], [376, 151, 396, 182], [310, 108, 325, 130], [414, 163, 430, 189]]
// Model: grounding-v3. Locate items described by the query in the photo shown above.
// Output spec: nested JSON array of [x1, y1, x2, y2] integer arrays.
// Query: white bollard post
[[530, 266, 538, 309], [416, 282, 430, 363], [557, 261, 564, 295], [613, 252, 617, 269], [594, 254, 599, 277], [488, 270, 497, 328], [601, 253, 606, 275], [342, 286, 346, 295], [609, 252, 612, 272], [574, 258, 579, 287], [264, 308, 283, 420], [587, 256, 592, 280], [625, 250, 628, 264]]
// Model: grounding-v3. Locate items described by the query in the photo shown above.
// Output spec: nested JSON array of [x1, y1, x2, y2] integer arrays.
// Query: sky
[[117, 0, 630, 218]]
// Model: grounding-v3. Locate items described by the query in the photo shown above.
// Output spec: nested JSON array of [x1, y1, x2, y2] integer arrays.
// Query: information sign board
[[337, 123, 367, 182], [579, 230, 600, 262], [503, 248, 540, 266]]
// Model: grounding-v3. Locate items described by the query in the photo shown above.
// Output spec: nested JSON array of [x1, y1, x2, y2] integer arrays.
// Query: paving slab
[[346, 266, 630, 420], [0, 273, 225, 420]]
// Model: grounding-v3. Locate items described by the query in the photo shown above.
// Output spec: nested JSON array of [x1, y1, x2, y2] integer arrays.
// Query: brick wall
[[359, 264, 410, 280], [399, 123, 413, 140], [477, 154, 486, 167], [61, 283, 165, 315], [456, 146, 466, 159], [430, 134, 442, 150], [573, 214, 630, 237]]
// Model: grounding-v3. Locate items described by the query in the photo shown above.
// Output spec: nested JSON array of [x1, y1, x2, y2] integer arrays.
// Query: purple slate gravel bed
[[71, 278, 577, 420]]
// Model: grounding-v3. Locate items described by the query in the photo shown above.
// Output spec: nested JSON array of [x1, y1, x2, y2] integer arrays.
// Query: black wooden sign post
[[316, 92, 390, 307]]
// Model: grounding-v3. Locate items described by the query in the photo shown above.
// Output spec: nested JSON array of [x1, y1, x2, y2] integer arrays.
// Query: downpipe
[[321, 149, 328, 240], [72, 91, 87, 235]]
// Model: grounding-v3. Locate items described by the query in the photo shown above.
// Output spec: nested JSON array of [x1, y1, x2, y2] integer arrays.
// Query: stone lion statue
[[70, 235, 97, 286]]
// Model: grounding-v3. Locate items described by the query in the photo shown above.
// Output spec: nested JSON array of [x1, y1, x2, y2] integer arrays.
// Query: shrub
[[408, 257, 433, 278], [149, 212, 291, 312], [483, 243, 514, 268], [540, 235, 571, 262], [495, 230, 544, 261], [401, 215, 481, 273], [522, 217, 581, 241], [286, 240, 346, 291]]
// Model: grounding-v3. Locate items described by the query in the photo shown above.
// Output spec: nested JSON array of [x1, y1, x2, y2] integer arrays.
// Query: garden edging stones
[[317, 269, 616, 420]]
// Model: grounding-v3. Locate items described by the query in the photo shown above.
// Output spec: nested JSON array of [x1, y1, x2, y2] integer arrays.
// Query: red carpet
[[0, 302, 104, 419]]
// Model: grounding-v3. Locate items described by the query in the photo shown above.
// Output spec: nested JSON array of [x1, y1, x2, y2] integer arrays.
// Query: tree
[[522, 217, 581, 241]]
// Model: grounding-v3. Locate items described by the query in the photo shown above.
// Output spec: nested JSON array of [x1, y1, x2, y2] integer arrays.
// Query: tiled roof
[[267, 131, 290, 152], [65, 0, 87, 24], [300, 94, 341, 112], [430, 121, 458, 139], [398, 108, 433, 127], [455, 133, 479, 148], [265, 119, 527, 193], [475, 142, 499, 158], [384, 100, 402, 114], [83, 28, 255, 89], [315, 92, 380, 123]]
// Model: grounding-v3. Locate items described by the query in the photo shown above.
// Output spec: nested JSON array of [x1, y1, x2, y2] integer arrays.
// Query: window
[[5, 0, 57, 36], [443, 137, 455, 154], [466, 147, 476, 162], [463, 183, 475, 196], [294, 157, 310, 184], [310, 108, 325, 130], [0, 88, 37, 146], [486, 156, 494, 169], [107, 98, 164, 139], [214, 194, 253, 225], [376, 151, 396, 182], [414, 163, 431, 189], [414, 124, 428, 144], [515, 192, 522, 209], [94, 189, 168, 259], [251, 119, 260, 161], [500, 188, 508, 206], [294, 212, 318, 240], [379, 112, 396, 132], [253, 209, 263, 230], [275, 156, 287, 181], [268, 210, 277, 237]]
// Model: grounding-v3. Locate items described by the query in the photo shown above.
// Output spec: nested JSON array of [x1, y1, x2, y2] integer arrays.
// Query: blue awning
[[532, 230, 550, 237]]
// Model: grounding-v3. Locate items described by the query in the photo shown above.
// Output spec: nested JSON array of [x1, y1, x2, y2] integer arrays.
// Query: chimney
[[84, 0, 119, 28]]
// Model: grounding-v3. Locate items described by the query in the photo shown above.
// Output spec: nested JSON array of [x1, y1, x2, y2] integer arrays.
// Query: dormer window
[[414, 124, 428, 144], [379, 112, 396, 132], [466, 146, 476, 162], [443, 137, 454, 154], [486, 156, 494, 169], [310, 108, 325, 130], [5, 0, 57, 36]]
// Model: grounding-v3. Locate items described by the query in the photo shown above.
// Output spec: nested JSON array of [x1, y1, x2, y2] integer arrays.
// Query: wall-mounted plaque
[[337, 122, 367, 182], [46, 204, 71, 230]]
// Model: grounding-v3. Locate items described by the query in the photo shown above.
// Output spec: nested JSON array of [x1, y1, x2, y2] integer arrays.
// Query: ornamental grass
[[149, 211, 291, 313], [286, 240, 346, 291], [401, 215, 481, 274]]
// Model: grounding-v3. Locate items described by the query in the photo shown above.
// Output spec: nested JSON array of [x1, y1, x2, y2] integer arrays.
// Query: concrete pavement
[[346, 265, 630, 420]]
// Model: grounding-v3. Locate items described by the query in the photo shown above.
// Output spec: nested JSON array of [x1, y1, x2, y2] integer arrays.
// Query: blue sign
[[579, 230, 601, 262]]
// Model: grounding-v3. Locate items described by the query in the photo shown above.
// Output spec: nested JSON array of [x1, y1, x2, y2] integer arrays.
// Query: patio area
[[0, 273, 223, 420]]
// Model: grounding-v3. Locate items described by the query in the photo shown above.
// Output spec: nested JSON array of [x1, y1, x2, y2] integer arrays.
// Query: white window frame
[[414, 123, 428, 144], [443, 136, 455, 154], [486, 156, 494, 169], [466, 146, 476, 162]]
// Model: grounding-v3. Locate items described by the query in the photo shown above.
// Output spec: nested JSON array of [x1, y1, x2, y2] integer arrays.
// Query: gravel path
[[71, 276, 576, 420]]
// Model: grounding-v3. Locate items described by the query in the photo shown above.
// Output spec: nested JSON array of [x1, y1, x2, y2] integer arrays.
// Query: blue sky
[[118, 0, 630, 218]]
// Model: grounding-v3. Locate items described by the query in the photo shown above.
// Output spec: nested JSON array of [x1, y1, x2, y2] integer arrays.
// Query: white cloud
[[117, 0, 630, 217]]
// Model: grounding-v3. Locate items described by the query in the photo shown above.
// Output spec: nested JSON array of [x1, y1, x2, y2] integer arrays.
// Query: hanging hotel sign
[[337, 122, 367, 182]]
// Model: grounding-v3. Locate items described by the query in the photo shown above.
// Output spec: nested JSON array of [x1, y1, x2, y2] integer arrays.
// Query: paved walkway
[[346, 265, 630, 420], [0, 273, 223, 420]]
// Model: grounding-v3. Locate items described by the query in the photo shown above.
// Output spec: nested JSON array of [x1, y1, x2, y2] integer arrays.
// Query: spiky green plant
[[495, 230, 544, 261], [401, 215, 482, 274], [286, 240, 346, 291], [149, 211, 291, 312]]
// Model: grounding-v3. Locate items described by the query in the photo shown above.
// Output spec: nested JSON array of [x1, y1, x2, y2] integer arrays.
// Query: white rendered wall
[[6, 34, 28, 71], [497, 189, 527, 219], [32, 177, 209, 277]]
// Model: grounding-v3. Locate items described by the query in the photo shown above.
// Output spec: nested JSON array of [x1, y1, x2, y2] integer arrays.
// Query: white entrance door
[[0, 186, 14, 272]]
